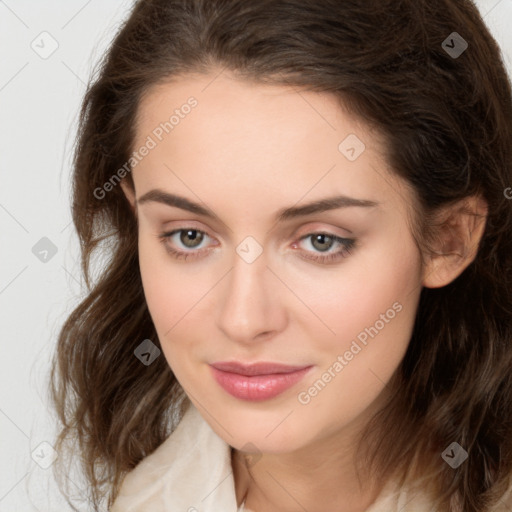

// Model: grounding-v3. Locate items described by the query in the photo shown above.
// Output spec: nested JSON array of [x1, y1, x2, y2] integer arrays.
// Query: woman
[[49, 0, 512, 510]]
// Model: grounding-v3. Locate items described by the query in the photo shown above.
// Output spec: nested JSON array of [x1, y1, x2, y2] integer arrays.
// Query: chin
[[205, 404, 315, 454]]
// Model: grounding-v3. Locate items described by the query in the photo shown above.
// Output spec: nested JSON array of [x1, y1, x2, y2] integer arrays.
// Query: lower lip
[[210, 365, 313, 401]]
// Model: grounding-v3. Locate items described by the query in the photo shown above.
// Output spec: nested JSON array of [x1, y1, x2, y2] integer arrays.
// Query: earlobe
[[422, 195, 488, 289]]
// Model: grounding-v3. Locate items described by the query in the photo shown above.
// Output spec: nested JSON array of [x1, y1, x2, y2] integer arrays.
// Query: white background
[[1, 1, 511, 510]]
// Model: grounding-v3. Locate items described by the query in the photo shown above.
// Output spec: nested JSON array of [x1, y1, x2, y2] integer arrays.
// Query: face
[[124, 71, 424, 455]]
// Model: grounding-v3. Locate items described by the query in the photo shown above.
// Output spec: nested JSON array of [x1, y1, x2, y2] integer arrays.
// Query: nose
[[215, 250, 288, 345]]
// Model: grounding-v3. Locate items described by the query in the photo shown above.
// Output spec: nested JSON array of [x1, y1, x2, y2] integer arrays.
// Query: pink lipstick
[[210, 361, 313, 401]]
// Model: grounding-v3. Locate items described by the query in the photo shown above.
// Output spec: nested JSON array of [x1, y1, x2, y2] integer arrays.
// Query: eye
[[158, 228, 215, 260], [293, 232, 356, 264], [158, 228, 356, 264]]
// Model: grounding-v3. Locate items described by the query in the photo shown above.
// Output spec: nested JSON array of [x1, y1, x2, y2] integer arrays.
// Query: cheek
[[299, 229, 422, 351], [137, 233, 221, 375], [138, 233, 195, 343], [139, 242, 177, 329], [294, 234, 422, 421], [138, 260, 196, 384]]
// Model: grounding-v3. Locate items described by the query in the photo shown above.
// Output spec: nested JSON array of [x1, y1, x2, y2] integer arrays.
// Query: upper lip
[[210, 361, 311, 376]]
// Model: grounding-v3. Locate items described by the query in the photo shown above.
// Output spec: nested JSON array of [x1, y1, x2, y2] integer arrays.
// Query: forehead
[[131, 71, 413, 221], [135, 71, 375, 150]]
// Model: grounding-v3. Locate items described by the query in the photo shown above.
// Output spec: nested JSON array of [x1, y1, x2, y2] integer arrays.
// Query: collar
[[110, 401, 459, 512], [110, 401, 240, 511]]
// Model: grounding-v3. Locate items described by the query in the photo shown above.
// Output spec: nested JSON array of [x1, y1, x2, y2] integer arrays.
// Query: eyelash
[[157, 228, 356, 264]]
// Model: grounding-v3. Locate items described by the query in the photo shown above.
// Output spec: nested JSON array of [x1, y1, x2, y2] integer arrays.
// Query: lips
[[209, 361, 313, 401], [211, 361, 310, 376]]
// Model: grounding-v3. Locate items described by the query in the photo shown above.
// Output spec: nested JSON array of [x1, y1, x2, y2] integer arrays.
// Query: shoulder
[[110, 402, 199, 510], [110, 402, 239, 512]]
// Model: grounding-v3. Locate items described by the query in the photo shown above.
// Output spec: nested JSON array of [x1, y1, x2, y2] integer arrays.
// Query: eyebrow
[[137, 189, 379, 222]]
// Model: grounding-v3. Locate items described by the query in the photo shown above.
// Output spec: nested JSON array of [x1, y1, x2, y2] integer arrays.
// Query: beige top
[[110, 402, 512, 512]]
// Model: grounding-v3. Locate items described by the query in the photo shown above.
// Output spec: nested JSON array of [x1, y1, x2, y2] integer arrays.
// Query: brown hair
[[49, 0, 512, 510]]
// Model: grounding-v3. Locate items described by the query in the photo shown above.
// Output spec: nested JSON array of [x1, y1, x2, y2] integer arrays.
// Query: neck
[[232, 424, 386, 512]]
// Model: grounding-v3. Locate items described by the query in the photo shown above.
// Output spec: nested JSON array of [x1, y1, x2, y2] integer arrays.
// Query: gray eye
[[179, 230, 204, 248], [310, 234, 334, 252]]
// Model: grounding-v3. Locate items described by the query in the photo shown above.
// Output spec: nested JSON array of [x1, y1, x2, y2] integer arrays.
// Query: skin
[[121, 70, 487, 512]]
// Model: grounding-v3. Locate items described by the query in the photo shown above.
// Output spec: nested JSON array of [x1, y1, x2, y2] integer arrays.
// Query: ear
[[120, 179, 137, 215], [422, 195, 488, 288]]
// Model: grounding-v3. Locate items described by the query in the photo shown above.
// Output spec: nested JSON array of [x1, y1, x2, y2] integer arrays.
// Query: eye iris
[[180, 229, 203, 248], [311, 234, 333, 252]]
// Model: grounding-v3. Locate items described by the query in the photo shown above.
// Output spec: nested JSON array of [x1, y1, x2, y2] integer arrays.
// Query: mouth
[[209, 361, 313, 401]]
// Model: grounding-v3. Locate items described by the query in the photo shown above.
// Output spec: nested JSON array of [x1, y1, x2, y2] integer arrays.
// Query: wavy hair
[[49, 0, 512, 510]]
